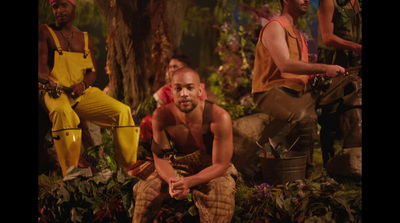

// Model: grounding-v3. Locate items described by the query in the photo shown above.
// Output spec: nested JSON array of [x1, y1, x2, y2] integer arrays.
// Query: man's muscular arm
[[262, 21, 345, 77], [151, 108, 188, 199], [318, 0, 362, 56], [171, 106, 233, 194], [38, 25, 54, 87]]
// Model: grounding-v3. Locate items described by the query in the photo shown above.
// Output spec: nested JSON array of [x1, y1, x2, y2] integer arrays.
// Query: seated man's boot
[[113, 126, 140, 171], [52, 128, 82, 177]]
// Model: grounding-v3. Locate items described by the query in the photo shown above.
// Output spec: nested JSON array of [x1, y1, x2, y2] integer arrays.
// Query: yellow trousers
[[44, 87, 134, 131]]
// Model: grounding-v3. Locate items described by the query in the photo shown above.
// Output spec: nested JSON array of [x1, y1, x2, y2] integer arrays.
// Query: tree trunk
[[95, 0, 189, 109]]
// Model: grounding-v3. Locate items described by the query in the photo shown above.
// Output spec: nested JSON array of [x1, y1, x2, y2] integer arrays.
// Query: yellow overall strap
[[45, 24, 63, 55], [83, 32, 89, 58]]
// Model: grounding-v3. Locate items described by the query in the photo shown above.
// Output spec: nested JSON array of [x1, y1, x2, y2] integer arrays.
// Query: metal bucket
[[259, 151, 307, 185]]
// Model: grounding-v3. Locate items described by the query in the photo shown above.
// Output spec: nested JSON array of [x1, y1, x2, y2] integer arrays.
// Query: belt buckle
[[162, 148, 177, 155]]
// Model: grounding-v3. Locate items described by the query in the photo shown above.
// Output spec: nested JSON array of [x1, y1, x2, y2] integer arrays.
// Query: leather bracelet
[[81, 81, 86, 90]]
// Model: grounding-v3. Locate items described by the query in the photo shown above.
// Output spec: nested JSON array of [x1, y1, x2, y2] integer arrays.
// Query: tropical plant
[[39, 167, 361, 222], [232, 174, 361, 222]]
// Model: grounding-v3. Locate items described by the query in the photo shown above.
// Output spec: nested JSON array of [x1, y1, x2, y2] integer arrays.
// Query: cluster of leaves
[[132, 94, 157, 125], [208, 20, 258, 120], [86, 128, 118, 172], [38, 168, 200, 223], [39, 162, 361, 223], [233, 174, 361, 222], [208, 1, 280, 120], [86, 128, 151, 173], [38, 128, 152, 223], [38, 169, 140, 223], [208, 20, 256, 110]]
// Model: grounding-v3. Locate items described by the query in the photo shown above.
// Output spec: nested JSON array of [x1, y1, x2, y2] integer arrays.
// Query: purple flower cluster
[[255, 183, 273, 200]]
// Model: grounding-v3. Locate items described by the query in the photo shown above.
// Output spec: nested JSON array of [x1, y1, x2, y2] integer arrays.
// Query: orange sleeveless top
[[252, 16, 309, 93]]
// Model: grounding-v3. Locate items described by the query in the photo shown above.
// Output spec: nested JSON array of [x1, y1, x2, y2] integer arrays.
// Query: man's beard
[[176, 99, 198, 113]]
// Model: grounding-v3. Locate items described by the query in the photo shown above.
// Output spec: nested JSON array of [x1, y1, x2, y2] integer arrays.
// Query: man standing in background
[[317, 0, 362, 166]]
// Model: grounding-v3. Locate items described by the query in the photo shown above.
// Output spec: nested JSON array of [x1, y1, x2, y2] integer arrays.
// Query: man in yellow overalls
[[38, 0, 139, 177]]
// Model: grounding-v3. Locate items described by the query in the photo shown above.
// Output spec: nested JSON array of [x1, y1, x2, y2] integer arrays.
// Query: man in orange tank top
[[252, 0, 345, 177]]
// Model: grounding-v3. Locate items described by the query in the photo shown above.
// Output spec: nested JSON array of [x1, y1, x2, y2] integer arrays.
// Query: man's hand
[[324, 64, 345, 78], [69, 82, 85, 98], [169, 177, 190, 200], [39, 74, 55, 88]]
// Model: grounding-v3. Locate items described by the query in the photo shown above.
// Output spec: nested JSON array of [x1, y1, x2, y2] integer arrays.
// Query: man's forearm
[[279, 59, 328, 75], [184, 163, 229, 188], [153, 154, 176, 183], [321, 33, 361, 53]]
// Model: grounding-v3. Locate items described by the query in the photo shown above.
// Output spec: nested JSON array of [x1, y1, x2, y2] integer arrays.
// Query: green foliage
[[38, 169, 140, 223], [132, 94, 157, 125], [38, 170, 361, 222], [209, 1, 279, 119], [86, 128, 118, 172], [86, 128, 150, 172], [232, 176, 361, 223], [39, 133, 361, 223]]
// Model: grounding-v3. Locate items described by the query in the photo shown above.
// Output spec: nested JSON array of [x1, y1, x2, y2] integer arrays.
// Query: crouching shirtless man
[[132, 67, 238, 223]]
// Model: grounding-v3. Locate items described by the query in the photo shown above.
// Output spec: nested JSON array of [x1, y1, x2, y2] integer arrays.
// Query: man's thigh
[[74, 87, 134, 127]]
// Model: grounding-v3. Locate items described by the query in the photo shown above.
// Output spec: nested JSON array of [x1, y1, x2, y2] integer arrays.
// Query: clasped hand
[[169, 177, 190, 200], [69, 82, 85, 98]]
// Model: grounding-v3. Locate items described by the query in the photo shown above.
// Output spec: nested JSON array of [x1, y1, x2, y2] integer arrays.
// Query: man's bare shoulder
[[263, 20, 284, 38], [261, 19, 286, 49], [210, 103, 232, 126], [152, 103, 176, 124], [209, 103, 233, 145], [73, 26, 85, 36], [39, 24, 51, 39]]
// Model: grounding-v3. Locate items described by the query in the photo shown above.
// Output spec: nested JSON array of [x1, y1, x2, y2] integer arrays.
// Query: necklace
[[60, 29, 74, 52]]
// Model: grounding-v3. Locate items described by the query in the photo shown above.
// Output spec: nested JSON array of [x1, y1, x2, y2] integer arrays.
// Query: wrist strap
[[81, 81, 86, 90]]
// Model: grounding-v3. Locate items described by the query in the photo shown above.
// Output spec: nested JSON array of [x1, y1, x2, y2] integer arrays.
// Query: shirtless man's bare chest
[[39, 24, 85, 70], [160, 104, 206, 155]]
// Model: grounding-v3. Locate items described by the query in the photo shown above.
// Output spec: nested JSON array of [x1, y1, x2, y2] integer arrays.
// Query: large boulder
[[231, 113, 270, 180], [326, 147, 362, 183]]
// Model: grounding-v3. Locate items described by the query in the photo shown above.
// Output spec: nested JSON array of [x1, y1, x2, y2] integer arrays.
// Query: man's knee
[[193, 176, 236, 223], [50, 106, 80, 130], [132, 175, 169, 222], [116, 103, 135, 126]]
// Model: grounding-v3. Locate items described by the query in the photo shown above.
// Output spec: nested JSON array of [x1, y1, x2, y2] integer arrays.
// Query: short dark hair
[[170, 54, 190, 67]]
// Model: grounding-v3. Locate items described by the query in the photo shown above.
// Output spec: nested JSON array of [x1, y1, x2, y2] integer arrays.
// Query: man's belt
[[276, 86, 305, 98]]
